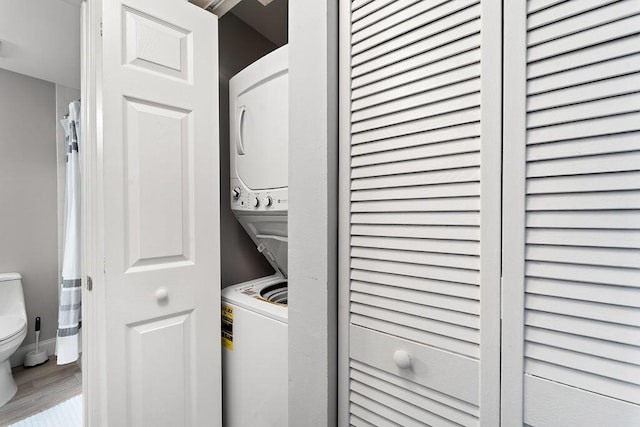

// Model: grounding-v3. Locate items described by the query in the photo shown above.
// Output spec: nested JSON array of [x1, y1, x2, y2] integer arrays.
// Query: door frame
[[337, 0, 350, 425], [500, 0, 527, 425], [80, 0, 105, 425], [288, 1, 339, 425], [478, 1, 503, 424]]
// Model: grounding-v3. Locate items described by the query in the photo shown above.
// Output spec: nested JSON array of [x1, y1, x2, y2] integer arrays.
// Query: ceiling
[[230, 0, 288, 47], [0, 0, 81, 88]]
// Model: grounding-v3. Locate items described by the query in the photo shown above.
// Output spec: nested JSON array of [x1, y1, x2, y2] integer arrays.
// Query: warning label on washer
[[221, 304, 233, 350]]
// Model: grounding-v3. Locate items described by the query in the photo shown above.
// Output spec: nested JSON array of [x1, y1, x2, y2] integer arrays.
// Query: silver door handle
[[236, 106, 246, 155]]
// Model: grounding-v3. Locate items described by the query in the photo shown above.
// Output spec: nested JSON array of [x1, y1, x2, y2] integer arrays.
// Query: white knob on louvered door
[[155, 288, 169, 302], [392, 350, 411, 370]]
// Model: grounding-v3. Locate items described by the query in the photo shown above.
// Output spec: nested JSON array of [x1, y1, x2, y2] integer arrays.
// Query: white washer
[[221, 274, 287, 427], [224, 45, 289, 427]]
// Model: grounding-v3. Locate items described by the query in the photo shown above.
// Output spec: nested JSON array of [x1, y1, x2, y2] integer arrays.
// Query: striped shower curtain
[[56, 101, 81, 365]]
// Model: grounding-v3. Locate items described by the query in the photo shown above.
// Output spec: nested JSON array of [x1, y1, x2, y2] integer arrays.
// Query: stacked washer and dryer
[[221, 45, 289, 427]]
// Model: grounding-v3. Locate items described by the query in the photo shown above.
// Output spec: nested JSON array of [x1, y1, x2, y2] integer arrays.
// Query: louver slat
[[526, 133, 640, 161], [527, 0, 620, 30], [527, 73, 640, 111], [526, 0, 564, 15], [350, 402, 398, 427], [352, 0, 375, 12], [527, 172, 640, 194], [351, 369, 478, 426], [352, 20, 481, 79], [351, 360, 480, 417], [351, 246, 479, 270], [528, 52, 640, 95], [352, 0, 421, 32], [353, 79, 481, 124], [352, 50, 481, 101], [353, 1, 481, 59], [351, 290, 479, 327], [353, 0, 472, 47], [525, 358, 640, 405], [528, 1, 640, 46], [351, 270, 480, 301], [352, 0, 401, 24], [526, 210, 640, 230], [527, 14, 640, 63], [526, 277, 640, 307], [526, 327, 640, 365]]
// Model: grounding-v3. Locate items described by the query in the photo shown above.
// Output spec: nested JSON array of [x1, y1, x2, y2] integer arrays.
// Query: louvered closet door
[[502, 1, 640, 425], [339, 1, 502, 425]]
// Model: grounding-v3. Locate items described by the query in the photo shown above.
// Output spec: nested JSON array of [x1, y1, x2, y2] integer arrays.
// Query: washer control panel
[[231, 179, 287, 212]]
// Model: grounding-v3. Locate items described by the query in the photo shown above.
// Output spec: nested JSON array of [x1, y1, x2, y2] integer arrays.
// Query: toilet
[[0, 273, 27, 407]]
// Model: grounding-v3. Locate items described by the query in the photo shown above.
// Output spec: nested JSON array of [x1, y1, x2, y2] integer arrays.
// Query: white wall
[[218, 13, 277, 287], [0, 68, 59, 347], [288, 0, 338, 425], [0, 0, 81, 89]]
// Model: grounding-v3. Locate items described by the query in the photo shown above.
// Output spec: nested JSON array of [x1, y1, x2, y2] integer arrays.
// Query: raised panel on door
[[127, 313, 193, 426], [503, 0, 640, 425], [339, 0, 502, 425], [123, 97, 194, 269], [96, 0, 220, 425]]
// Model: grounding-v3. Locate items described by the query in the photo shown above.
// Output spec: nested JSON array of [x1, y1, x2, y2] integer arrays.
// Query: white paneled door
[[87, 0, 220, 425]]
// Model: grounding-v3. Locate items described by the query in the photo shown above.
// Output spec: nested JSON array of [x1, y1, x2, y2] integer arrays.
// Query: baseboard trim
[[10, 338, 57, 368]]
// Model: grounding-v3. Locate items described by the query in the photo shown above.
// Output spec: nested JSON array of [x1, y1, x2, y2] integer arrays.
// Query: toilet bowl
[[0, 273, 28, 408]]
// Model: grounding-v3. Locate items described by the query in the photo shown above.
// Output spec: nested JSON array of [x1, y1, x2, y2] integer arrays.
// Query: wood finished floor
[[0, 357, 81, 426]]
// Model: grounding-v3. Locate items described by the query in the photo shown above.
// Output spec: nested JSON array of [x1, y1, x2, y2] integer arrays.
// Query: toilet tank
[[0, 273, 27, 319]]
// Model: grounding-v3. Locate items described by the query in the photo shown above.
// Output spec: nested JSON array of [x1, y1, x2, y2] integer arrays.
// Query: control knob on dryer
[[263, 196, 273, 207], [252, 197, 260, 208], [232, 187, 241, 199]]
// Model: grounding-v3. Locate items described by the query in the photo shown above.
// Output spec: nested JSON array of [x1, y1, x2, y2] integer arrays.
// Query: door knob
[[155, 288, 169, 302], [392, 350, 411, 369]]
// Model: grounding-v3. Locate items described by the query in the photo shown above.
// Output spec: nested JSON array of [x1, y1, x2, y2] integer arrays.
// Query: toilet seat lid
[[0, 316, 26, 342]]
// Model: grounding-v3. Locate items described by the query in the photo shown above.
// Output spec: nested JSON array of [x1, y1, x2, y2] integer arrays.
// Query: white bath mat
[[9, 394, 82, 427]]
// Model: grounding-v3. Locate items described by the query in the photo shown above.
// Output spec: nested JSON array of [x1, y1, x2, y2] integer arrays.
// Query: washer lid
[[221, 273, 288, 324], [235, 213, 287, 277], [0, 315, 26, 342]]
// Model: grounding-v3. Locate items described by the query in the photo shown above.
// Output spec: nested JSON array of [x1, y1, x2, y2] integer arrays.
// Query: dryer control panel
[[231, 178, 288, 212]]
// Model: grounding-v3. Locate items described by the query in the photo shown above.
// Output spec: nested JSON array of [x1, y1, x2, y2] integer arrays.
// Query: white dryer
[[230, 44, 288, 216], [223, 44, 289, 427]]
